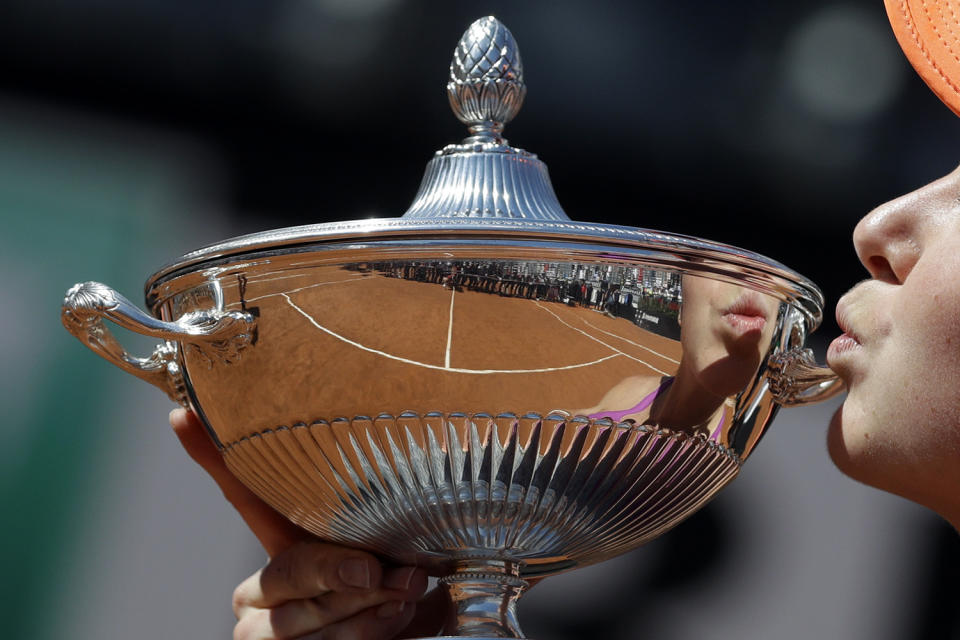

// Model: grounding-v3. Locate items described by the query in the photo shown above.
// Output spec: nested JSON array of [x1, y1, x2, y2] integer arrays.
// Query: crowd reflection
[[366, 259, 683, 339]]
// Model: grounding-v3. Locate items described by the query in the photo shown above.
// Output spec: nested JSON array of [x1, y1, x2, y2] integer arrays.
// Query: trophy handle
[[767, 347, 845, 407], [61, 281, 256, 405]]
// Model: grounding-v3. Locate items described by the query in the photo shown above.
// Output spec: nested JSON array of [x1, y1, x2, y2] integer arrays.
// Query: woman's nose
[[853, 164, 960, 283], [852, 176, 942, 284], [852, 199, 918, 284]]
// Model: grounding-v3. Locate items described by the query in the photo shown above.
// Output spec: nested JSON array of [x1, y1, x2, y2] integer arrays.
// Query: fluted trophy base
[[221, 411, 741, 638]]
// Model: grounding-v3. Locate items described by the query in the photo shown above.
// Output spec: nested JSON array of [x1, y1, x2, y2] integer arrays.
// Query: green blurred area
[[0, 104, 222, 640]]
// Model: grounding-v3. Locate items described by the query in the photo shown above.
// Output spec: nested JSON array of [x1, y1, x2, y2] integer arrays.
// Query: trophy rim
[[144, 217, 825, 328]]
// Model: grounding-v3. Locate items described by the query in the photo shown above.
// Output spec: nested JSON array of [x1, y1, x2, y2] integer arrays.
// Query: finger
[[237, 569, 427, 640], [256, 543, 378, 608], [235, 544, 428, 611], [235, 543, 424, 610], [169, 407, 309, 556], [233, 563, 427, 640], [294, 599, 419, 640]]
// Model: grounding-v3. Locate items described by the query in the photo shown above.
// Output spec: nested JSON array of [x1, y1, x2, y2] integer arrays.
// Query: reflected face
[[679, 275, 779, 397], [827, 164, 960, 513]]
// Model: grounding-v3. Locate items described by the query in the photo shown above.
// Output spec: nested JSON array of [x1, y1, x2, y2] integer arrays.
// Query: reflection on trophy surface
[[61, 15, 842, 639], [581, 275, 779, 441]]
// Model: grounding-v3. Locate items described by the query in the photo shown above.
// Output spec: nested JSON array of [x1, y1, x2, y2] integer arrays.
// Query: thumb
[[169, 407, 310, 557]]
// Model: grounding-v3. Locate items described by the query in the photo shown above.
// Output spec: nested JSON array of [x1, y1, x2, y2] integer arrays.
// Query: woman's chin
[[826, 405, 855, 475], [826, 402, 917, 501], [826, 402, 881, 487]]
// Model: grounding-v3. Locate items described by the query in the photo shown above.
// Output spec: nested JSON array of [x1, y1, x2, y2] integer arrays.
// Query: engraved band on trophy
[[61, 16, 841, 640]]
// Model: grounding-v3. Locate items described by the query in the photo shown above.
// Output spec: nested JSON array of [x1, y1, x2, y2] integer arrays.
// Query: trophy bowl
[[61, 17, 841, 639]]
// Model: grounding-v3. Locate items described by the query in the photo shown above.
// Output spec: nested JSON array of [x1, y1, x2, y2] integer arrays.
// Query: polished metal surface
[[62, 280, 256, 406], [60, 16, 841, 640], [149, 253, 799, 455], [406, 15, 562, 221], [768, 346, 844, 406], [447, 15, 526, 138]]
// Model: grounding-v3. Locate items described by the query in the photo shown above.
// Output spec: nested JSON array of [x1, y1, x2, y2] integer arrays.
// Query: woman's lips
[[828, 300, 863, 365], [721, 295, 768, 334], [723, 312, 767, 333], [827, 332, 861, 361]]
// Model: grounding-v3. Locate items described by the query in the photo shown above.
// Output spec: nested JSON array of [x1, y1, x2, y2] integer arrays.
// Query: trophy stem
[[437, 558, 528, 639]]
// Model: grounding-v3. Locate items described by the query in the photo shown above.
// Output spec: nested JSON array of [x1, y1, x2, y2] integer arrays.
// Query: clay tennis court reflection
[[199, 259, 778, 447]]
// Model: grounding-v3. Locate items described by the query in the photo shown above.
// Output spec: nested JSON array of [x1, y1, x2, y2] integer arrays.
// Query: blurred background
[[2, 0, 959, 638]]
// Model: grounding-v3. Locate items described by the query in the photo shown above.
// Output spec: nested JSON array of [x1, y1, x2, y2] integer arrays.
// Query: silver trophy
[[62, 17, 841, 639]]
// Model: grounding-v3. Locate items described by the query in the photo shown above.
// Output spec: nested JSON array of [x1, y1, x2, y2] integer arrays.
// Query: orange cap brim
[[885, 0, 960, 116]]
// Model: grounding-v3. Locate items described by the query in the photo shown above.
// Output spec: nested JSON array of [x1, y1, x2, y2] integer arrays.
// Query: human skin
[[664, 275, 778, 425], [826, 164, 960, 530]]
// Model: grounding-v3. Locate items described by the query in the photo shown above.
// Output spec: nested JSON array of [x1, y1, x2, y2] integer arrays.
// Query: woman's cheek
[[826, 347, 910, 482], [898, 281, 960, 403]]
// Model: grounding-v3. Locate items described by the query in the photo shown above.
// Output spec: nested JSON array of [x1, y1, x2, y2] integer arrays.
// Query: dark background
[[2, 1, 959, 638]]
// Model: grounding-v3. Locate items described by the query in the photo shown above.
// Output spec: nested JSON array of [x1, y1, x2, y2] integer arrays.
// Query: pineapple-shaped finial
[[448, 16, 526, 141]]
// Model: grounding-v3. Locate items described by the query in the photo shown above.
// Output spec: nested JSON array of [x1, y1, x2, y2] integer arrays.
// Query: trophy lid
[[145, 16, 824, 327]]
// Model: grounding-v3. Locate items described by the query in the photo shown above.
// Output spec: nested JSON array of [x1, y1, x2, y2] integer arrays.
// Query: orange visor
[[885, 0, 960, 116]]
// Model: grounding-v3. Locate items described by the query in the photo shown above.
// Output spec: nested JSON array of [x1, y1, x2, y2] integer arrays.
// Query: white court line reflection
[[576, 317, 680, 364], [444, 287, 455, 369], [283, 293, 623, 375], [533, 301, 671, 377]]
